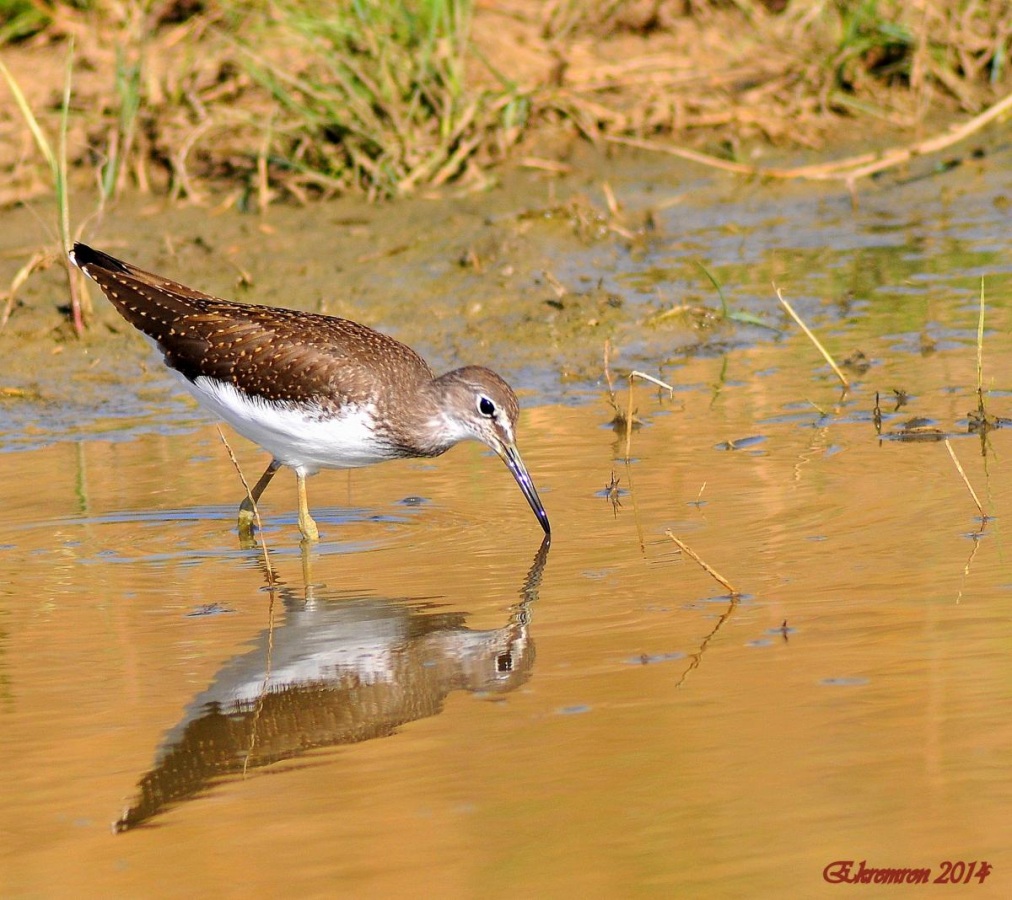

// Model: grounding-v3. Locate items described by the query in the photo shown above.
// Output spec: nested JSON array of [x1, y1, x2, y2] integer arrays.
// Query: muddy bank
[[1, 1, 1008, 207]]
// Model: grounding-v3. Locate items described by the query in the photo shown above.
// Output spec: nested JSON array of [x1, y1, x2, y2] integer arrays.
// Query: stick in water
[[943, 439, 986, 520], [666, 530, 740, 597], [775, 285, 850, 390]]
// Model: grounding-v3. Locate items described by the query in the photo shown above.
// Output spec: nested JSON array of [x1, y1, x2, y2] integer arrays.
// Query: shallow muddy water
[[2, 141, 1012, 896]]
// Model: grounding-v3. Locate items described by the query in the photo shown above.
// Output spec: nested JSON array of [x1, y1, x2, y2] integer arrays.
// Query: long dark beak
[[500, 443, 551, 534]]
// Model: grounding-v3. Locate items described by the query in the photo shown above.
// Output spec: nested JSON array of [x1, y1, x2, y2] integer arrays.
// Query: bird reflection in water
[[115, 536, 550, 832]]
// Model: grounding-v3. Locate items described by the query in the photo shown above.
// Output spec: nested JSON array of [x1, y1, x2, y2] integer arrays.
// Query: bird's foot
[[238, 503, 258, 548], [298, 510, 320, 543]]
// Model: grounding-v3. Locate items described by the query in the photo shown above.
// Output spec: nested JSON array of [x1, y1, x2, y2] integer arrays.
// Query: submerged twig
[[244, 587, 277, 778], [603, 338, 617, 405], [976, 278, 985, 398], [629, 370, 675, 393], [943, 439, 986, 521], [967, 279, 1002, 452], [625, 370, 674, 460], [665, 530, 740, 598], [218, 427, 276, 588], [217, 426, 281, 776], [775, 285, 850, 390], [955, 519, 987, 606], [673, 592, 738, 690], [975, 279, 989, 440]]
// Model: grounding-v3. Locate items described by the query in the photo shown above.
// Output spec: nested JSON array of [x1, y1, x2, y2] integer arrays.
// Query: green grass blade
[[57, 37, 74, 251], [696, 261, 729, 318], [0, 57, 58, 176]]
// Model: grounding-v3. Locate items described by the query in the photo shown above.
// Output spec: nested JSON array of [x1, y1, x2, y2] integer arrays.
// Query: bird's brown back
[[73, 243, 434, 409]]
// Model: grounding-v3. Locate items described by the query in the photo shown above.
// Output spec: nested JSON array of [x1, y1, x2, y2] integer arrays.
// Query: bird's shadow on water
[[112, 534, 551, 833], [53, 503, 427, 562]]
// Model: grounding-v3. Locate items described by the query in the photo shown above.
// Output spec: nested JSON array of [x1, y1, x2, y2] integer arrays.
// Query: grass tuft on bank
[[0, 0, 1009, 207]]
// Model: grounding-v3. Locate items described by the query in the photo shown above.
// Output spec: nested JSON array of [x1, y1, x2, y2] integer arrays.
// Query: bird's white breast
[[186, 375, 393, 474]]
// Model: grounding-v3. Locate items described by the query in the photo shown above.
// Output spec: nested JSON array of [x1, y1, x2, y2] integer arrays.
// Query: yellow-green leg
[[238, 459, 281, 543], [296, 470, 320, 542]]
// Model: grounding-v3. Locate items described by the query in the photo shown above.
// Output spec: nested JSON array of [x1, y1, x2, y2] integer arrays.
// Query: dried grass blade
[[666, 531, 740, 597], [775, 285, 849, 390], [944, 439, 986, 520], [217, 427, 276, 588]]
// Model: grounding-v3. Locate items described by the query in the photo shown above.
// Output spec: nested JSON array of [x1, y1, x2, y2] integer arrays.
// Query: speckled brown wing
[[72, 243, 434, 407]]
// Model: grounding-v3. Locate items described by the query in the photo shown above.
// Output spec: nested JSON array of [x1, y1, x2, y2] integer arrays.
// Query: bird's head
[[430, 366, 550, 535]]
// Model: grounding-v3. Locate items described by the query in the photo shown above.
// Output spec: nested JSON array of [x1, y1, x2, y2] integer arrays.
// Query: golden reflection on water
[[113, 537, 549, 833], [2, 336, 1012, 896]]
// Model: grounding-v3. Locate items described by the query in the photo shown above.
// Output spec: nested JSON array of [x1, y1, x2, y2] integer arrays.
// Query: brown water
[[2, 142, 1012, 896]]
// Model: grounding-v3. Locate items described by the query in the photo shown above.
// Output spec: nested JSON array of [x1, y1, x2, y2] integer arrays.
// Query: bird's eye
[[478, 396, 495, 417]]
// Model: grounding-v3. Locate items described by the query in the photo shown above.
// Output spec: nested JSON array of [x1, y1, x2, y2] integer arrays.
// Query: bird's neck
[[377, 373, 465, 458]]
